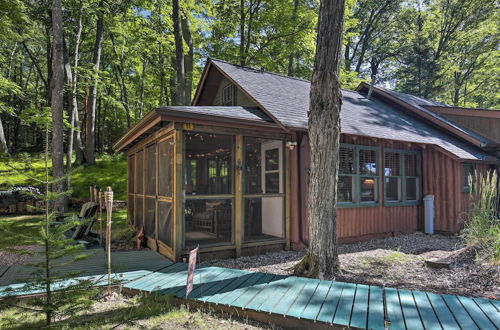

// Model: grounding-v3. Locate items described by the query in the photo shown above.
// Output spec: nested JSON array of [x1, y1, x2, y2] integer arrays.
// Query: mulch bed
[[202, 233, 500, 300], [0, 245, 38, 266]]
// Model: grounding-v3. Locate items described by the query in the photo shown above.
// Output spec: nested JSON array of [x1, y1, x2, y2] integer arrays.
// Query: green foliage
[[0, 153, 127, 200], [462, 170, 500, 264]]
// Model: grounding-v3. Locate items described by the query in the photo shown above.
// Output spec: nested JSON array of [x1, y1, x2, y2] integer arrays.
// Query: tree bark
[[239, 0, 246, 65], [172, 0, 185, 105], [139, 52, 147, 119], [51, 0, 66, 214], [86, 0, 105, 165], [0, 116, 7, 153], [295, 0, 346, 279], [181, 15, 194, 105], [65, 0, 84, 188], [287, 0, 300, 76]]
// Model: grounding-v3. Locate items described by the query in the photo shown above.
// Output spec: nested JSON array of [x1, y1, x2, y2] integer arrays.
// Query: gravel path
[[202, 233, 500, 300], [0, 245, 38, 266]]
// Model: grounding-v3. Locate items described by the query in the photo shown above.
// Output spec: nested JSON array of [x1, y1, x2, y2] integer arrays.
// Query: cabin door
[[260, 141, 284, 237]]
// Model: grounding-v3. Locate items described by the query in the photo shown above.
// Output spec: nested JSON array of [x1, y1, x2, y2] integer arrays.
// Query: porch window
[[184, 132, 234, 248], [384, 149, 421, 205], [462, 163, 475, 192], [243, 137, 284, 241], [338, 144, 379, 206]]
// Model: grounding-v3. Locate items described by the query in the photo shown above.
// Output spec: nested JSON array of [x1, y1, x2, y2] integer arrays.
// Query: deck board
[[412, 290, 441, 330], [367, 286, 385, 330], [350, 284, 369, 329], [300, 280, 332, 321], [2, 258, 499, 330], [316, 281, 344, 324], [398, 289, 424, 330], [442, 294, 479, 330], [385, 288, 406, 330]]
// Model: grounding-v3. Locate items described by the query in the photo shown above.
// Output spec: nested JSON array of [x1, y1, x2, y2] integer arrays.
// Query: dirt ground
[[202, 233, 500, 300]]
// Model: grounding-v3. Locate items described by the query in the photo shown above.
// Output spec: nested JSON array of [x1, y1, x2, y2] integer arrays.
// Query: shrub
[[462, 170, 500, 264]]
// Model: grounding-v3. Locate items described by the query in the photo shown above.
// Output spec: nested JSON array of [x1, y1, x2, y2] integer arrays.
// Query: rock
[[425, 258, 451, 269]]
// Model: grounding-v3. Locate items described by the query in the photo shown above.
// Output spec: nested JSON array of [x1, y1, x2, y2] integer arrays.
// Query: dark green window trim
[[338, 143, 380, 208], [384, 148, 422, 207], [462, 162, 475, 193]]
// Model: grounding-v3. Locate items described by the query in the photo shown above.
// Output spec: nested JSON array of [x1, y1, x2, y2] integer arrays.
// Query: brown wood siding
[[296, 134, 493, 244], [443, 114, 500, 144]]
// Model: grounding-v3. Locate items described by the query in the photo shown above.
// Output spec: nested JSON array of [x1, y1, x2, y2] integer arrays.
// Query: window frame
[[384, 148, 422, 207], [461, 162, 475, 193], [222, 84, 235, 106], [338, 144, 380, 208]]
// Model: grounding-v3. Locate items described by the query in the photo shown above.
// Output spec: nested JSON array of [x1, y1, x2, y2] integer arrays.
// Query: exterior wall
[[442, 114, 500, 144], [296, 133, 491, 245], [423, 146, 490, 232], [213, 77, 256, 107]]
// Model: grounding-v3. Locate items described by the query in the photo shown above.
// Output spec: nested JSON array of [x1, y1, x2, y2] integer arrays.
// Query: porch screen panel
[[128, 155, 135, 194], [146, 144, 156, 196], [158, 201, 172, 247], [243, 137, 284, 242], [158, 138, 173, 197], [128, 194, 134, 225], [137, 151, 144, 194], [145, 197, 156, 238], [184, 132, 234, 248], [136, 196, 143, 230]]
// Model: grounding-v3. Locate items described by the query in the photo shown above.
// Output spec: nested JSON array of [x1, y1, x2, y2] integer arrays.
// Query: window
[[384, 149, 421, 205], [338, 144, 379, 206], [222, 84, 235, 106], [243, 137, 284, 242], [462, 163, 475, 192]]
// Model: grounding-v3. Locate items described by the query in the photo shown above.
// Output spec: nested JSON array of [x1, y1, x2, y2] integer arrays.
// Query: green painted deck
[[1, 257, 499, 329], [122, 263, 500, 329]]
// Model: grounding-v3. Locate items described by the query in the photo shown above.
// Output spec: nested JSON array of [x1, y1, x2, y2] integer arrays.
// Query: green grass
[[0, 209, 131, 249], [0, 153, 127, 200], [0, 294, 257, 329]]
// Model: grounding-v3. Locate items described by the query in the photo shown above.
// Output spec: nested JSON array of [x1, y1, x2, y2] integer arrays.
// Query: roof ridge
[[209, 58, 311, 84]]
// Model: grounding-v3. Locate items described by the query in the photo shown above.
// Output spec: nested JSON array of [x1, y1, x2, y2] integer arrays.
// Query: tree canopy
[[0, 0, 498, 155]]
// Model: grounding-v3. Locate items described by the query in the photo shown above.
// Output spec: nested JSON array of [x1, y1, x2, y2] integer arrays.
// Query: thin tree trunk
[[0, 116, 7, 153], [181, 15, 193, 105], [110, 32, 131, 128], [239, 0, 246, 65], [139, 53, 147, 119], [86, 0, 104, 165], [66, 0, 83, 183], [51, 0, 66, 214], [287, 0, 300, 76], [172, 0, 185, 105], [294, 0, 346, 279]]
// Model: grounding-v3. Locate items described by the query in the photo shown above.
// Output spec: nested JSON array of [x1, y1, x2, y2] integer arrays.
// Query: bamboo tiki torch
[[104, 186, 113, 295]]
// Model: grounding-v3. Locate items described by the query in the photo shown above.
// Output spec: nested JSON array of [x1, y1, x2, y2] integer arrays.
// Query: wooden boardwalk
[[123, 263, 500, 330], [1, 256, 499, 329]]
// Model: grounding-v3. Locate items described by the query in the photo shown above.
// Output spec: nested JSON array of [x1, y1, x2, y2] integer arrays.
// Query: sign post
[[185, 246, 198, 297]]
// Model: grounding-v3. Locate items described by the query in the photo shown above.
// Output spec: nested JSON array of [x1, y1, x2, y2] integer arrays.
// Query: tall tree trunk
[[0, 116, 7, 153], [239, 0, 246, 65], [51, 0, 66, 214], [294, 0, 346, 279], [172, 0, 185, 105], [65, 0, 83, 188], [86, 0, 104, 165], [287, 0, 300, 76], [139, 53, 147, 119], [181, 15, 193, 105]]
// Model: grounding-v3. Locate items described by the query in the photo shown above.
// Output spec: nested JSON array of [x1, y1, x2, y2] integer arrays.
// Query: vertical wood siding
[[298, 134, 491, 244]]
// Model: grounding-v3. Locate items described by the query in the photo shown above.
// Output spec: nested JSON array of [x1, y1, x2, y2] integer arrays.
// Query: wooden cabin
[[114, 59, 499, 261]]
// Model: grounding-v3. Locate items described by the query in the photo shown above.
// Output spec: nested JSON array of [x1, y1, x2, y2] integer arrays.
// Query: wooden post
[[98, 190, 103, 242], [104, 186, 113, 295], [174, 129, 183, 261], [234, 135, 243, 257], [89, 186, 93, 202]]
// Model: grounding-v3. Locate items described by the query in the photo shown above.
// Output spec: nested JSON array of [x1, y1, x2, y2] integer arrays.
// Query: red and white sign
[[185, 247, 198, 297]]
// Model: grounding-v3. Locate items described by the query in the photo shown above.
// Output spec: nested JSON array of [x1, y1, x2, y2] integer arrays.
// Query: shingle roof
[[373, 86, 494, 146], [157, 106, 273, 124], [210, 59, 494, 161]]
